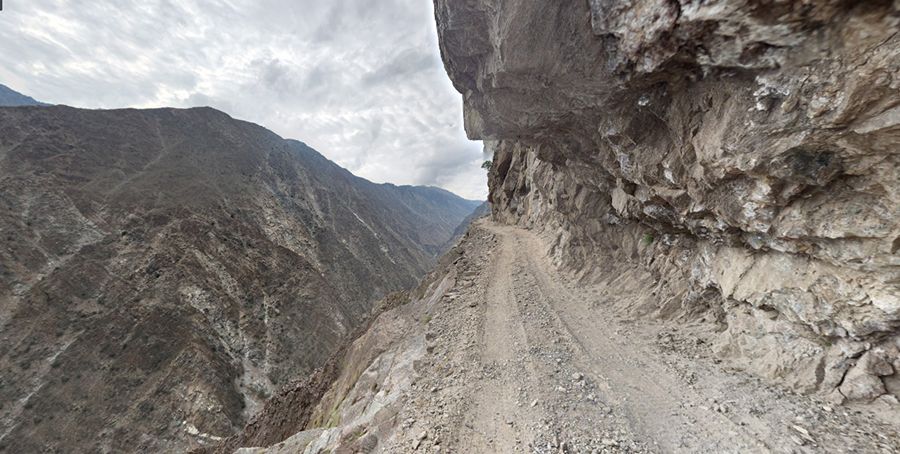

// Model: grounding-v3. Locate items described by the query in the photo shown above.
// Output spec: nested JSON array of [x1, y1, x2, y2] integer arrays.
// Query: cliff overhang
[[435, 0, 900, 403]]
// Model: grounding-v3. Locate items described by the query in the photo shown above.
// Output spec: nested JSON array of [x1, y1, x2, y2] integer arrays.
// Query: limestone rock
[[435, 0, 900, 401], [840, 347, 898, 401]]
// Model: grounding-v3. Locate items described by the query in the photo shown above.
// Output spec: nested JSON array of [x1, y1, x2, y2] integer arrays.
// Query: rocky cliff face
[[435, 1, 899, 404], [0, 106, 478, 452]]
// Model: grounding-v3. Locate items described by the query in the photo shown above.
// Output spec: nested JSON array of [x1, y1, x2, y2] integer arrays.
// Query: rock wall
[[435, 0, 900, 403]]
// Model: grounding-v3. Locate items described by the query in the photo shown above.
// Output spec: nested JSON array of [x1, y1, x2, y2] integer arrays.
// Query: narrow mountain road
[[458, 226, 549, 453], [456, 223, 768, 452], [392, 221, 899, 453]]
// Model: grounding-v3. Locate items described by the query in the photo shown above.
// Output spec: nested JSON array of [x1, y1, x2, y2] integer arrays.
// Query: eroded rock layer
[[435, 0, 900, 403], [0, 106, 479, 452]]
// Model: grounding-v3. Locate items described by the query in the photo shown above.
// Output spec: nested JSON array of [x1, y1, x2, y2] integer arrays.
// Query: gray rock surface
[[435, 0, 899, 403], [221, 221, 899, 453], [0, 105, 478, 452]]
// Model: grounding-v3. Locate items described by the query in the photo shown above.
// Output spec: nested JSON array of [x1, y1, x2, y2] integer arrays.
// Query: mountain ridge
[[0, 104, 478, 452], [0, 84, 47, 107], [209, 1, 899, 452]]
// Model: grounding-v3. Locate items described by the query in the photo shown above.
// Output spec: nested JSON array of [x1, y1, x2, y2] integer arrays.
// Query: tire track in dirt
[[508, 224, 769, 452], [460, 228, 548, 452], [413, 221, 899, 454]]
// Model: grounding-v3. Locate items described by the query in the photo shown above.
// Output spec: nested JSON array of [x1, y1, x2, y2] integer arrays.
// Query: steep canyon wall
[[0, 106, 479, 452], [435, 0, 900, 403]]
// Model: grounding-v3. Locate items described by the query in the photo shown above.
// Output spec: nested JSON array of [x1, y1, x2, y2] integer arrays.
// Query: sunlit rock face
[[435, 0, 900, 402]]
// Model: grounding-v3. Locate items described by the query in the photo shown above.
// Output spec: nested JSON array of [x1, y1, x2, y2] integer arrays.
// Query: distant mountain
[[0, 105, 478, 452], [0, 84, 47, 106], [382, 184, 482, 255], [441, 201, 490, 251], [282, 143, 482, 257]]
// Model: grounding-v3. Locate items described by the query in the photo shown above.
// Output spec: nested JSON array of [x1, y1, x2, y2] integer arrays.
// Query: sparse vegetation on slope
[[0, 105, 479, 452]]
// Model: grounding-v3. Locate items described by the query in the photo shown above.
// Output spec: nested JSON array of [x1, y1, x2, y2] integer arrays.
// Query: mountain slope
[[216, 221, 898, 453], [0, 84, 46, 106], [440, 201, 490, 252], [0, 105, 477, 452], [211, 1, 899, 452]]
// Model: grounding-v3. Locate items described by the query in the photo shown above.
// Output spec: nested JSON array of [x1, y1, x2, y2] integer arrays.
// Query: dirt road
[[395, 221, 899, 453]]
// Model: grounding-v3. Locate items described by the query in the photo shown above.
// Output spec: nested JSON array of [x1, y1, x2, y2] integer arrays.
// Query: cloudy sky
[[0, 0, 488, 199]]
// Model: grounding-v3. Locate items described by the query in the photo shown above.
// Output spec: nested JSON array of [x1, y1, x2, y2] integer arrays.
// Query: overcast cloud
[[0, 0, 487, 199]]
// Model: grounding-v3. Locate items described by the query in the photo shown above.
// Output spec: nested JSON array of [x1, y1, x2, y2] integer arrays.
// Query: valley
[[221, 221, 899, 453], [0, 0, 898, 453], [0, 105, 479, 452], [217, 0, 900, 452]]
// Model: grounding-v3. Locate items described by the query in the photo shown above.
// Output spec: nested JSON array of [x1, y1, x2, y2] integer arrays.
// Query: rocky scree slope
[[208, 221, 899, 453], [207, 223, 500, 454], [435, 1, 900, 404], [0, 105, 479, 452]]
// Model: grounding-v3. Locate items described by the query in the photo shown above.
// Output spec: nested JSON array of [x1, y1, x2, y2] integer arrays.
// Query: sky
[[0, 0, 488, 200]]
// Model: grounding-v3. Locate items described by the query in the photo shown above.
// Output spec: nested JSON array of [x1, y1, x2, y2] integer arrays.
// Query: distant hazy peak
[[0, 83, 48, 106]]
